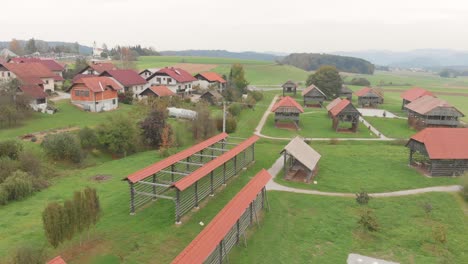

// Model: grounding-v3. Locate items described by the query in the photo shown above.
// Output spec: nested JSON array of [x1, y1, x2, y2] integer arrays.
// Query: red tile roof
[[302, 84, 326, 97], [126, 133, 228, 183], [196, 72, 226, 83], [151, 67, 197, 83], [409, 128, 468, 159], [401, 87, 434, 101], [10, 57, 65, 72], [80, 62, 117, 74], [326, 98, 342, 111], [146, 85, 176, 97], [355, 87, 383, 98], [271, 96, 304, 113], [70, 76, 122, 93], [19, 85, 47, 99], [100, 69, 147, 86], [72, 74, 94, 83], [174, 135, 260, 191], [172, 169, 272, 264], [329, 99, 352, 117], [405, 95, 463, 116], [47, 256, 67, 264], [2, 62, 63, 84]]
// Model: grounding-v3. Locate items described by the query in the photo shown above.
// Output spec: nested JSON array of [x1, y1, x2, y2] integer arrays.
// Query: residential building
[[146, 67, 197, 95], [0, 62, 63, 92], [99, 69, 147, 98], [68, 76, 122, 112], [194, 72, 227, 91]]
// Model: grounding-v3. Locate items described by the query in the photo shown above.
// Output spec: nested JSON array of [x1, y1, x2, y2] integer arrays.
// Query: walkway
[[50, 91, 70, 101], [266, 156, 462, 198]]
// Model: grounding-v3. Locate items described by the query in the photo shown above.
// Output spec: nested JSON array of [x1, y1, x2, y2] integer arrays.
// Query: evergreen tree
[[24, 38, 37, 54], [229, 64, 249, 94]]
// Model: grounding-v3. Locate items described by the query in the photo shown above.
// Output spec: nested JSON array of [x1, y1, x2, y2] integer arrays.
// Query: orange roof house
[[0, 62, 63, 91], [140, 85, 176, 98], [147, 67, 197, 95], [68, 76, 122, 112], [194, 72, 227, 91], [401, 87, 434, 109], [78, 62, 117, 75], [406, 128, 468, 176]]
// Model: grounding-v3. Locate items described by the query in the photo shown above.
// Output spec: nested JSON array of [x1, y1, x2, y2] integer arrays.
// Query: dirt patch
[[275, 122, 299, 130], [20, 126, 80, 144], [90, 174, 112, 182], [171, 63, 218, 74]]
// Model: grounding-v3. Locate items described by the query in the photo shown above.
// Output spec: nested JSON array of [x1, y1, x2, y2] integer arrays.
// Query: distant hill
[[160, 50, 279, 62], [333, 49, 468, 68], [0, 40, 92, 55], [281, 53, 375, 74]]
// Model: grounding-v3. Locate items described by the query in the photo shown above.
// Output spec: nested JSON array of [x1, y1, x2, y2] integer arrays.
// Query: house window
[[167, 78, 171, 83], [189, 84, 191, 88], [1, 72, 3, 77], [75, 90, 80, 96], [156, 77, 161, 83], [112, 99, 116, 105], [84, 91, 89, 97], [45, 80, 49, 84], [7, 72, 10, 77]]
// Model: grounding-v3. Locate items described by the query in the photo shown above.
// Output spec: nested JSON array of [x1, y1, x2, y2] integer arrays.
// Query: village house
[[78, 62, 117, 75], [0, 62, 62, 92], [302, 84, 327, 107], [281, 136, 321, 183], [338, 85, 353, 100], [406, 128, 468, 176], [355, 87, 384, 107], [139, 85, 176, 98], [271, 96, 304, 129], [17, 84, 50, 112], [194, 72, 227, 91], [282, 80, 297, 96], [68, 76, 122, 112], [405, 95, 464, 128], [327, 99, 361, 132], [138, 68, 159, 79], [9, 57, 66, 77], [99, 69, 147, 98], [200, 89, 223, 105], [146, 67, 197, 95], [400, 87, 434, 110]]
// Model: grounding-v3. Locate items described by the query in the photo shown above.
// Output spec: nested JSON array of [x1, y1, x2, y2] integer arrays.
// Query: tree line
[[281, 53, 375, 74]]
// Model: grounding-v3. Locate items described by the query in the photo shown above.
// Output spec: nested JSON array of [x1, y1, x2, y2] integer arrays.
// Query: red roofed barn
[[327, 99, 361, 132], [68, 76, 122, 112], [271, 96, 304, 129], [194, 72, 227, 91], [406, 128, 468, 176], [405, 95, 464, 129], [146, 67, 197, 95], [355, 87, 384, 107], [400, 87, 434, 109]]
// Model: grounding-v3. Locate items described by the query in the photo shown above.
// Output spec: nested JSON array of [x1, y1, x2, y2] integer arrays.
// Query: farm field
[[365, 117, 417, 139], [275, 141, 460, 193]]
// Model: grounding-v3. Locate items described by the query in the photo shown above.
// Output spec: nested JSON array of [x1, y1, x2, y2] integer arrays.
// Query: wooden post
[[219, 240, 224, 264], [186, 157, 190, 171], [210, 171, 214, 196], [175, 190, 181, 224], [249, 202, 253, 225], [130, 183, 135, 215], [252, 144, 255, 161], [261, 187, 265, 209], [171, 164, 175, 182], [409, 149, 414, 166], [283, 151, 287, 179], [234, 155, 237, 174], [236, 219, 240, 244], [152, 174, 156, 200], [194, 181, 199, 208], [223, 162, 226, 185]]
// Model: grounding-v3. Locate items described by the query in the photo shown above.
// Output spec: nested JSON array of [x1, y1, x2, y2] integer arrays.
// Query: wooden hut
[[302, 84, 327, 107], [281, 136, 321, 183], [355, 87, 384, 107], [271, 96, 304, 129], [326, 98, 343, 117], [338, 85, 353, 100], [406, 128, 468, 176], [400, 87, 433, 110], [328, 99, 360, 132], [282, 80, 297, 96], [405, 95, 464, 128], [200, 90, 223, 105]]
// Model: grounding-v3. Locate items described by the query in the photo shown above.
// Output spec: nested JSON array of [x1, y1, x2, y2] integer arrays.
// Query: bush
[[41, 133, 84, 163], [225, 116, 237, 133], [97, 115, 141, 157], [358, 209, 379, 232], [78, 127, 99, 150], [18, 151, 42, 177], [0, 140, 23, 160], [348, 77, 371, 86], [118, 91, 134, 105], [356, 190, 371, 205], [249, 91, 264, 101], [0, 187, 7, 205], [0, 157, 19, 183], [228, 103, 242, 117], [1, 170, 34, 202], [12, 244, 44, 264]]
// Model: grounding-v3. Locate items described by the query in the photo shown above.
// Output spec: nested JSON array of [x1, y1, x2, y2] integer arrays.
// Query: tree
[[78, 127, 99, 150], [306, 65, 343, 98], [24, 38, 37, 54], [9, 39, 24, 56], [96, 115, 140, 157], [140, 108, 172, 148], [229, 64, 249, 94], [42, 202, 65, 248], [191, 102, 217, 140], [119, 47, 138, 69]]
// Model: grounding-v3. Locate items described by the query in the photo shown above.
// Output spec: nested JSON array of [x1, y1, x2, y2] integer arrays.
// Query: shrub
[[1, 170, 34, 202], [0, 140, 23, 160], [78, 127, 99, 150], [41, 133, 84, 163], [118, 91, 134, 105], [97, 115, 141, 157], [0, 157, 19, 183], [357, 209, 379, 232], [349, 77, 371, 86], [0, 187, 7, 205], [228, 103, 242, 116], [249, 90, 264, 101], [225, 116, 237, 133], [12, 244, 44, 264], [18, 151, 42, 177], [355, 190, 371, 205], [421, 202, 433, 215]]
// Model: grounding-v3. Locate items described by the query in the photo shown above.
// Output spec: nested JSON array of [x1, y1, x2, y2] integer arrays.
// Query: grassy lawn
[[274, 141, 460, 193], [0, 100, 135, 140], [261, 111, 376, 139], [365, 117, 417, 139], [137, 56, 272, 69], [230, 191, 468, 264]]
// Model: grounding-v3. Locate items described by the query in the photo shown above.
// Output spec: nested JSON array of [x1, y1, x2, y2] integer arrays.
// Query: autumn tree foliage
[[9, 39, 24, 56], [140, 107, 173, 149], [191, 102, 217, 140]]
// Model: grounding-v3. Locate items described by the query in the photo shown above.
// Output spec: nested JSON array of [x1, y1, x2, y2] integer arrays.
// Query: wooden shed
[[281, 137, 321, 183], [282, 80, 297, 96], [271, 96, 304, 129], [328, 99, 360, 132], [400, 87, 433, 110], [326, 98, 343, 117], [355, 87, 384, 107], [338, 85, 353, 100], [406, 128, 468, 176], [302, 84, 327, 107], [405, 95, 464, 128], [200, 90, 223, 105]]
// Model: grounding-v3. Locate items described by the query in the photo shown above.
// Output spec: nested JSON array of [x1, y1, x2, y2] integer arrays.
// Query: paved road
[[50, 91, 70, 101]]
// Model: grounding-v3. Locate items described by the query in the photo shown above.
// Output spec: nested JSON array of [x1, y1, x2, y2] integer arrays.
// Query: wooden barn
[[326, 98, 343, 117], [328, 99, 360, 132], [271, 96, 304, 129], [400, 87, 434, 110], [200, 90, 223, 105], [282, 80, 297, 96], [281, 137, 321, 183], [405, 95, 464, 128], [406, 128, 468, 176], [338, 85, 353, 100], [302, 84, 327, 107], [355, 87, 384, 107]]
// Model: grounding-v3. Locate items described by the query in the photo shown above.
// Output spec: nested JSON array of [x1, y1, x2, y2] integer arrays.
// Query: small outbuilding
[[282, 80, 297, 96], [200, 90, 223, 105], [326, 98, 343, 116], [139, 85, 176, 98], [400, 87, 434, 110], [271, 96, 304, 129], [302, 84, 327, 107], [338, 85, 353, 100], [406, 128, 468, 176], [281, 136, 321, 183], [328, 99, 360, 132], [405, 95, 464, 128], [355, 87, 384, 107]]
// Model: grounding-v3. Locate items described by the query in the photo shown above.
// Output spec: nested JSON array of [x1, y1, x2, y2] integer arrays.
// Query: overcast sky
[[1, 0, 468, 53]]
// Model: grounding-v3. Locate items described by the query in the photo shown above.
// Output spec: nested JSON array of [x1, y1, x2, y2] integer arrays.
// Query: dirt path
[[20, 126, 80, 144]]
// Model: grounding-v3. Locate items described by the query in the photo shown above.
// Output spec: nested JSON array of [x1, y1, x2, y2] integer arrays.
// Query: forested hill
[[281, 53, 375, 74], [160, 50, 278, 61]]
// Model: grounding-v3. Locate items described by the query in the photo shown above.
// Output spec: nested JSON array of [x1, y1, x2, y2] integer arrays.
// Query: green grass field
[[365, 117, 417, 139], [275, 141, 460, 193]]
